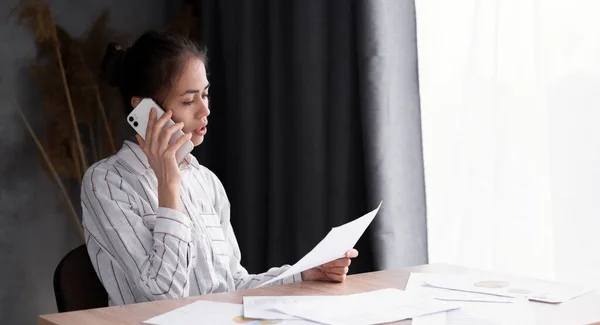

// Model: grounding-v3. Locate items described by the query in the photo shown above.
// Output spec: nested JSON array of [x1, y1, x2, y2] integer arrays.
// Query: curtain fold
[[357, 0, 428, 269]]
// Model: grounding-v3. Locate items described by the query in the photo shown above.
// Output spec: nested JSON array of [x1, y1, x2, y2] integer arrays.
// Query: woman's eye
[[183, 100, 195, 105], [202, 94, 210, 100]]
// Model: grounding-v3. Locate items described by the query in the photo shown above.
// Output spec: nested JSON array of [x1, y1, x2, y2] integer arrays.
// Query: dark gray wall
[[0, 1, 181, 323]]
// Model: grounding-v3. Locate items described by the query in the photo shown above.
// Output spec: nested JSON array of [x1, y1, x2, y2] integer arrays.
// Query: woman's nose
[[196, 101, 210, 119]]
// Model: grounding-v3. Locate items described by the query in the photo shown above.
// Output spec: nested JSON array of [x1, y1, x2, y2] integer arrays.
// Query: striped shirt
[[81, 140, 301, 306]]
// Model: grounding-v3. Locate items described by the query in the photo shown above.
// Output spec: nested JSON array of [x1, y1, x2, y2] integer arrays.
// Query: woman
[[81, 30, 359, 306]]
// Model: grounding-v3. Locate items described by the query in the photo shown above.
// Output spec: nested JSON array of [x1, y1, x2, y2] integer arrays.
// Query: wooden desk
[[39, 264, 600, 325]]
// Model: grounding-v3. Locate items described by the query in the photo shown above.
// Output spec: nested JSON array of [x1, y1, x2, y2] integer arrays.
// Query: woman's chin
[[191, 134, 204, 146]]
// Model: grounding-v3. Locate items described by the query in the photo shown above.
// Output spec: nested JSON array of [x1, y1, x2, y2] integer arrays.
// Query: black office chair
[[53, 244, 108, 312]]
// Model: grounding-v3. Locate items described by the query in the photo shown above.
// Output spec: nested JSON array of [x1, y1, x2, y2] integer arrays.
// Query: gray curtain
[[357, 0, 428, 268], [193, 0, 427, 274]]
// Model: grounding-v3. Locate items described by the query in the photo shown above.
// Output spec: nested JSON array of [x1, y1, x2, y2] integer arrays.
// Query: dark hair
[[99, 30, 207, 112]]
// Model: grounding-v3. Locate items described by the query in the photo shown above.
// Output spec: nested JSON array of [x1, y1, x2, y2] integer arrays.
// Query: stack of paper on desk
[[421, 272, 595, 303], [245, 289, 459, 325], [243, 295, 333, 320], [406, 271, 593, 325], [407, 273, 537, 325], [145, 289, 458, 325], [405, 275, 516, 303], [407, 271, 596, 325], [411, 297, 537, 325], [143, 300, 315, 325]]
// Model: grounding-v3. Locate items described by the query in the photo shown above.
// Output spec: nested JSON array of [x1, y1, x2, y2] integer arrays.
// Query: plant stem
[[51, 26, 88, 171]]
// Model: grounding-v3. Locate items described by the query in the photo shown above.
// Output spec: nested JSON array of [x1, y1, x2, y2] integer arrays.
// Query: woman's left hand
[[301, 249, 359, 283]]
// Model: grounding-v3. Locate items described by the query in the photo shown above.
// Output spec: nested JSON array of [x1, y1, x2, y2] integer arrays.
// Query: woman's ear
[[131, 97, 142, 108]]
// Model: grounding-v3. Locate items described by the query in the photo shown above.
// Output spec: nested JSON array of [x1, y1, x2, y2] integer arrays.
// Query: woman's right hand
[[135, 107, 192, 211]]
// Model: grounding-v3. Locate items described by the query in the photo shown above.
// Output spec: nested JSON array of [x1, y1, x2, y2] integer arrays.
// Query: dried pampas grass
[[2, 1, 199, 239]]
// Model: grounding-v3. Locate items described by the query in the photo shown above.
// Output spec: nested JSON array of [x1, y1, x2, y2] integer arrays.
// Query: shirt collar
[[117, 140, 200, 175]]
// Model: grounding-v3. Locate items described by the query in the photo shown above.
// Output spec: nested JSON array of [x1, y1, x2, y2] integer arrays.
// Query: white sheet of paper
[[410, 311, 446, 325], [143, 300, 315, 325], [407, 273, 537, 325], [409, 273, 515, 303], [258, 201, 383, 288], [243, 295, 334, 320], [272, 288, 459, 325], [412, 300, 537, 325], [423, 272, 596, 303]]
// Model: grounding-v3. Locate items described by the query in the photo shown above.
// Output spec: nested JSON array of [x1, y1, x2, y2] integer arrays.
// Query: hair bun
[[99, 42, 126, 87]]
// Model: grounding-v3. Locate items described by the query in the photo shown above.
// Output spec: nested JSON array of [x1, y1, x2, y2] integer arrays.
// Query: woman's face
[[155, 57, 211, 147]]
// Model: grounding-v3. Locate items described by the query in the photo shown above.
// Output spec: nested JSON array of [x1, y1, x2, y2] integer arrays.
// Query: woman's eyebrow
[[180, 89, 199, 95], [179, 84, 210, 96]]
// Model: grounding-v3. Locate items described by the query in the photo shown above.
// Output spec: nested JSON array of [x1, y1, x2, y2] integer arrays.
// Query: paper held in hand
[[258, 201, 383, 288]]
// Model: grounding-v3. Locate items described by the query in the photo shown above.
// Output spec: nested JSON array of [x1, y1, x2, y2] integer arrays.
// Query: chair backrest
[[53, 244, 108, 312]]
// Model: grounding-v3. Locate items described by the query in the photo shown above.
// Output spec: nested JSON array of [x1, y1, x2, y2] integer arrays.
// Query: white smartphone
[[127, 98, 194, 164]]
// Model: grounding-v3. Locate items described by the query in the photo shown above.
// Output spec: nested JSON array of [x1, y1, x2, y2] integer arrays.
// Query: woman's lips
[[193, 126, 207, 136]]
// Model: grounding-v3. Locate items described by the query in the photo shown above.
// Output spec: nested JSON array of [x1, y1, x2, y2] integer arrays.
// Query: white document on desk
[[407, 273, 537, 325], [411, 300, 536, 325], [408, 273, 516, 303], [272, 288, 459, 325], [423, 272, 596, 303], [258, 201, 382, 288], [244, 295, 333, 320], [143, 300, 315, 325]]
